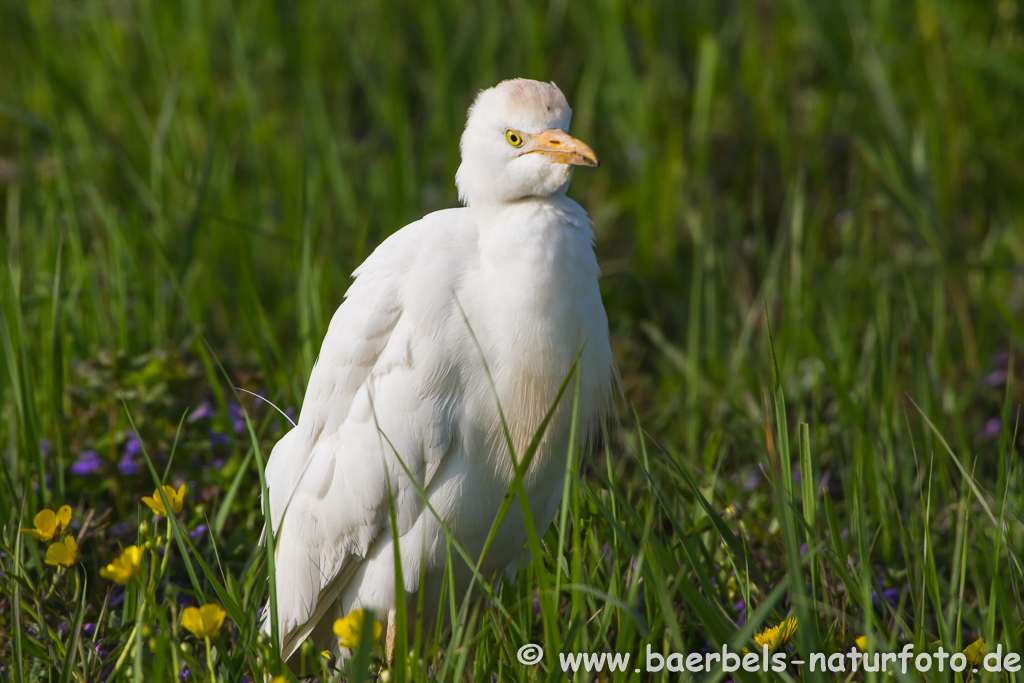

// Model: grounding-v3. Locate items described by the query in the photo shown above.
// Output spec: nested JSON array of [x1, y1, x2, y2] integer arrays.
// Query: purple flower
[[984, 370, 1007, 387], [118, 451, 139, 475], [84, 623, 96, 636], [180, 666, 191, 681], [189, 525, 207, 541], [40, 439, 50, 457], [286, 406, 297, 423], [228, 403, 246, 434], [110, 523, 132, 539], [980, 418, 1001, 440], [71, 450, 102, 476], [734, 599, 746, 627], [124, 433, 142, 457], [187, 401, 216, 422], [985, 353, 1010, 386], [210, 430, 231, 449], [872, 587, 900, 608]]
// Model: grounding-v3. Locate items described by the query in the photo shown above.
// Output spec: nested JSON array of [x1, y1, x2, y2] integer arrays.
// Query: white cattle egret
[[263, 78, 615, 662]]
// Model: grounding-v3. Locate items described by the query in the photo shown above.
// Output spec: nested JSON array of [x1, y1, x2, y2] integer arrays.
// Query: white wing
[[264, 208, 469, 659]]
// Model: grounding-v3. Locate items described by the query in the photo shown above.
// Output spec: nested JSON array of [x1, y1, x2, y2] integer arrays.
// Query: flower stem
[[160, 515, 173, 576], [205, 636, 215, 680], [107, 621, 140, 680], [147, 536, 159, 594]]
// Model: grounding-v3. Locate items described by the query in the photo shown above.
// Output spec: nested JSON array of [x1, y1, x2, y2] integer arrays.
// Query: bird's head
[[455, 79, 598, 206]]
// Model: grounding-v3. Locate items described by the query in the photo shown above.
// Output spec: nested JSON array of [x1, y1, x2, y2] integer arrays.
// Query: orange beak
[[526, 129, 599, 167]]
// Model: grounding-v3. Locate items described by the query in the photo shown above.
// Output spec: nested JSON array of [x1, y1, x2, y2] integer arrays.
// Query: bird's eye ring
[[505, 130, 523, 147]]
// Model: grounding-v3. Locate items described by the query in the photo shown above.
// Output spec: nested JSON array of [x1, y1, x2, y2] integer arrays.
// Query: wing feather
[[264, 211, 466, 657]]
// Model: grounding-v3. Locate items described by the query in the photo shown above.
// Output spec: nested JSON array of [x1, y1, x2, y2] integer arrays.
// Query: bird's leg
[[385, 607, 397, 665]]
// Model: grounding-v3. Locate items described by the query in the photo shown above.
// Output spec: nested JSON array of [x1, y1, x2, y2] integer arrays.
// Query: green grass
[[2, 0, 1023, 680]]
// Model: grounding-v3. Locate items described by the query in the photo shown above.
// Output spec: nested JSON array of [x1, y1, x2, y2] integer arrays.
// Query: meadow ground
[[1, 1, 1023, 681]]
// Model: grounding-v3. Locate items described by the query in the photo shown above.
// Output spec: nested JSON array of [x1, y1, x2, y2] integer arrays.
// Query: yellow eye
[[505, 130, 523, 147]]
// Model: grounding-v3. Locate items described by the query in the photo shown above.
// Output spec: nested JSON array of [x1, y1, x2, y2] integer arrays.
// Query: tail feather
[[278, 555, 361, 662]]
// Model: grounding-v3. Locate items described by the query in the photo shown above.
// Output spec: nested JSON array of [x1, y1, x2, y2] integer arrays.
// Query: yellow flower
[[333, 609, 383, 649], [855, 636, 868, 650], [963, 637, 985, 664], [181, 604, 227, 638], [21, 505, 73, 541], [45, 536, 78, 567], [99, 545, 144, 583], [269, 678, 287, 683], [751, 616, 798, 651], [142, 484, 186, 516]]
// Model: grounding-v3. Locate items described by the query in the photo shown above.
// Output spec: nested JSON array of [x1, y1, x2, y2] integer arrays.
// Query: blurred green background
[[5, 0, 1023, 473], [2, 0, 1023, 679], [4, 0, 1022, 434]]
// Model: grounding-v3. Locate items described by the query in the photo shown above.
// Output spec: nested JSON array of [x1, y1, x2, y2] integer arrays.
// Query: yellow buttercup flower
[[21, 505, 73, 541], [855, 636, 868, 650], [333, 609, 383, 649], [99, 545, 144, 583], [181, 604, 227, 638], [963, 637, 985, 664], [746, 616, 797, 652], [141, 484, 186, 516], [45, 536, 78, 567]]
